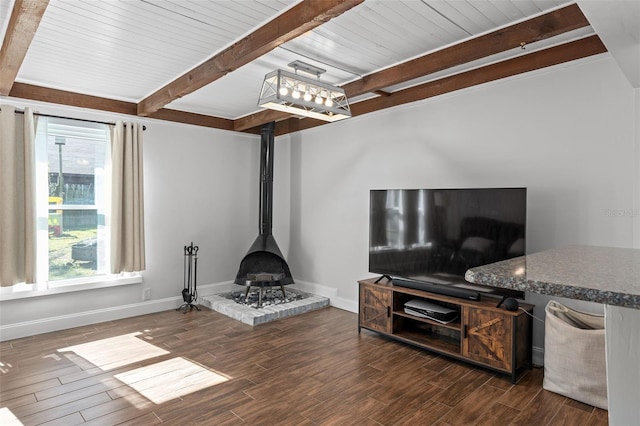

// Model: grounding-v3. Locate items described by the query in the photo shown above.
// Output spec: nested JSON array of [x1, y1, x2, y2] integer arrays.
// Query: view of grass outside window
[[42, 118, 110, 283]]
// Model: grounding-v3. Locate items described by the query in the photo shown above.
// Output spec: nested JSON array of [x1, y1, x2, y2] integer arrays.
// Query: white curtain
[[0, 105, 37, 286], [110, 121, 146, 273]]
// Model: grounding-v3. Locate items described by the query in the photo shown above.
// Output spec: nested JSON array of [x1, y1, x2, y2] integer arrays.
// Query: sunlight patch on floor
[[113, 357, 229, 405], [0, 361, 13, 374], [0, 407, 23, 426], [53, 332, 230, 410], [57, 332, 169, 370]]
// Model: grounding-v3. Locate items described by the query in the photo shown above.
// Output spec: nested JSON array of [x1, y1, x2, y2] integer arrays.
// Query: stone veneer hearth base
[[201, 291, 330, 326]]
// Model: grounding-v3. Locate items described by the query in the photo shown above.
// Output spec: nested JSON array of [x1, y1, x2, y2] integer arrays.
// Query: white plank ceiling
[[0, 0, 611, 124], [3, 0, 299, 103]]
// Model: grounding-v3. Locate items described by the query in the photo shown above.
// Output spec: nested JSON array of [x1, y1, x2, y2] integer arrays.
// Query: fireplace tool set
[[177, 242, 200, 312]]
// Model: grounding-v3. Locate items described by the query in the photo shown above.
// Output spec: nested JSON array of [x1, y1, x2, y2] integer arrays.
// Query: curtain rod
[[4, 108, 147, 131]]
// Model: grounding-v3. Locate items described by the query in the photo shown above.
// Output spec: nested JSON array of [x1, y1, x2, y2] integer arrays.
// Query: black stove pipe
[[259, 121, 275, 236]]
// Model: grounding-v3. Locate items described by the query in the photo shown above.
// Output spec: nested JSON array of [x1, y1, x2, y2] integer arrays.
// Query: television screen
[[369, 188, 526, 299]]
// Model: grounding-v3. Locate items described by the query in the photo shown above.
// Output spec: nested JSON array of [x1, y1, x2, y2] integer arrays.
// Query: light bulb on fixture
[[315, 94, 323, 104], [279, 86, 288, 96], [292, 87, 301, 99], [303, 91, 312, 102], [325, 96, 334, 107]]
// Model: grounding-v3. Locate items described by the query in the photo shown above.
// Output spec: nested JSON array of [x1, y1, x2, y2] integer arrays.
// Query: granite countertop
[[465, 245, 640, 309]]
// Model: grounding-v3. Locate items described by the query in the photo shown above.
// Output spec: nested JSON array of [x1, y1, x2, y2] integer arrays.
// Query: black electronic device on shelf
[[369, 187, 526, 300], [404, 298, 459, 323]]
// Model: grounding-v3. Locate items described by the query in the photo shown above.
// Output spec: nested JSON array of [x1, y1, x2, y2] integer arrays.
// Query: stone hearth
[[201, 288, 329, 326]]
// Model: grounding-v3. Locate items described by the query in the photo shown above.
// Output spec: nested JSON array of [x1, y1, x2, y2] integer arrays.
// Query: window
[[35, 117, 111, 286], [1, 110, 144, 299]]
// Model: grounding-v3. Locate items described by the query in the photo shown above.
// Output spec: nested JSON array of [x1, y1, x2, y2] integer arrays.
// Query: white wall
[[284, 55, 638, 352], [143, 120, 290, 299], [1, 54, 637, 350], [0, 99, 280, 338]]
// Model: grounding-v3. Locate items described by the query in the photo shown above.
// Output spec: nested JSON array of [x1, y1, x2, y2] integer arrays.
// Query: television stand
[[358, 277, 533, 383]]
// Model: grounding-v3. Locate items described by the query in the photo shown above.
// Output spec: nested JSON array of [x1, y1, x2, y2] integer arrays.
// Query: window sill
[[0, 274, 142, 301]]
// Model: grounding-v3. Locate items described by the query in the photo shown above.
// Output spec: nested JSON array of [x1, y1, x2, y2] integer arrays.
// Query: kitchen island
[[466, 245, 640, 425]]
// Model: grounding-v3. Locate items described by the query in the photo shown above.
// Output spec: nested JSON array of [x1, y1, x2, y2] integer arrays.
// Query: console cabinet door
[[359, 283, 392, 334], [462, 307, 512, 371]]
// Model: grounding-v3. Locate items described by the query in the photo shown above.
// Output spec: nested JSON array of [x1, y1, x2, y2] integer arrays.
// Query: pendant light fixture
[[258, 60, 351, 122]]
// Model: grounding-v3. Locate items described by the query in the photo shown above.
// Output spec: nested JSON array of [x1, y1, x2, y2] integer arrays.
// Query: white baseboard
[[194, 280, 237, 298], [289, 280, 357, 313], [532, 345, 544, 367], [329, 296, 358, 313], [0, 280, 244, 342], [0, 279, 356, 341], [0, 296, 183, 342]]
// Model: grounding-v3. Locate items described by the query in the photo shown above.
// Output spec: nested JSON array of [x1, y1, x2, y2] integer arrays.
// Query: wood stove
[[234, 122, 293, 306]]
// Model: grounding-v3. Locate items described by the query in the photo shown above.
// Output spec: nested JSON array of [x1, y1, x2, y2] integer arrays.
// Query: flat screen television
[[369, 188, 526, 300]]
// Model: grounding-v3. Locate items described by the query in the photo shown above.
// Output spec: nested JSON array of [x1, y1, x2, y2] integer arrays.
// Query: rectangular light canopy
[[258, 69, 351, 122]]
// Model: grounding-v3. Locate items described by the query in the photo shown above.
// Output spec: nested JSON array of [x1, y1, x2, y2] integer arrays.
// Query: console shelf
[[358, 277, 533, 383], [393, 310, 462, 331]]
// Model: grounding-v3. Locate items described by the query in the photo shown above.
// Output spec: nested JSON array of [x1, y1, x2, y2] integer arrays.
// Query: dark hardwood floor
[[0, 306, 608, 425]]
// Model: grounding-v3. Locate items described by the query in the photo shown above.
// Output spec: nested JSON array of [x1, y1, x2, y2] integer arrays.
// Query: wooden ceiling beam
[[9, 83, 138, 115], [148, 109, 235, 132], [8, 83, 237, 131], [233, 3, 590, 132], [136, 0, 364, 117], [341, 3, 590, 98], [233, 108, 307, 132], [272, 35, 607, 136], [350, 35, 606, 117], [0, 0, 49, 95]]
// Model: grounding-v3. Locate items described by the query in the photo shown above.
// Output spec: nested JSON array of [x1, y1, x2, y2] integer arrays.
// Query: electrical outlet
[[142, 288, 151, 301]]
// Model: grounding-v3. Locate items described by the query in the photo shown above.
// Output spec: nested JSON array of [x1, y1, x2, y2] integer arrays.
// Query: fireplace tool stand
[[177, 242, 200, 312]]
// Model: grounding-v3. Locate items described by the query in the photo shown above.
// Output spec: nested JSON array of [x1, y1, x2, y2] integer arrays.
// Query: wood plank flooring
[[0, 306, 608, 425]]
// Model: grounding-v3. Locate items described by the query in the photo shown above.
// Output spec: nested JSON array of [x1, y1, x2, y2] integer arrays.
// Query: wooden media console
[[358, 277, 533, 383]]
